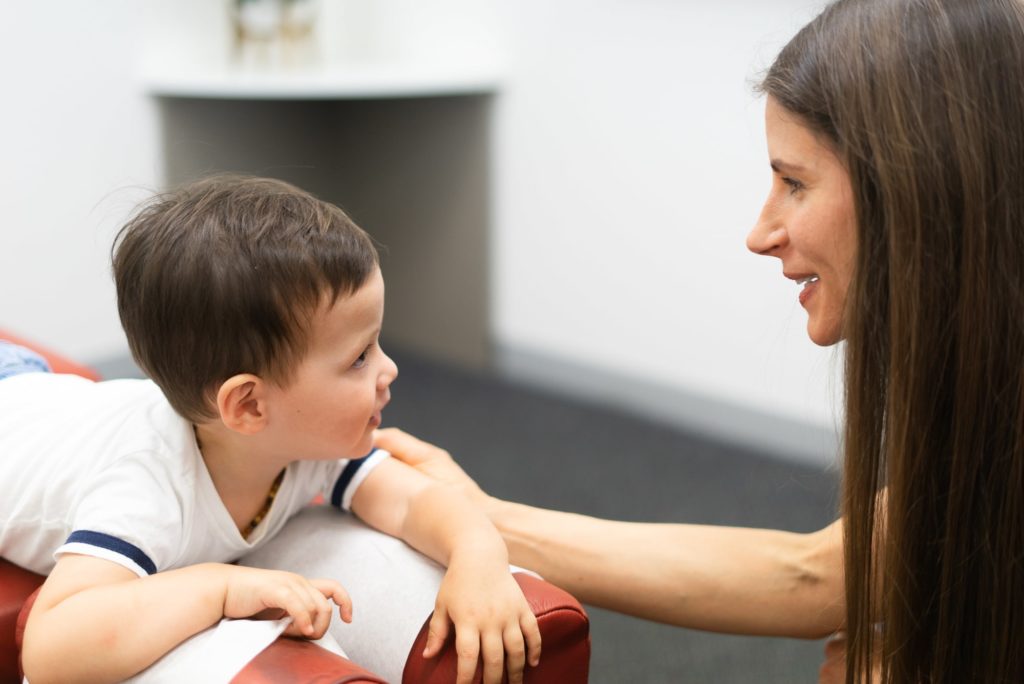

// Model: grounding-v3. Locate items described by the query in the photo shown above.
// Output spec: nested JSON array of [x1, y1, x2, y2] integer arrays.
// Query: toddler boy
[[0, 176, 540, 684]]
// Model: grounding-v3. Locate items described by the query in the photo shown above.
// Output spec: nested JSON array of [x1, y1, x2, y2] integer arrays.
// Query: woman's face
[[746, 97, 857, 346]]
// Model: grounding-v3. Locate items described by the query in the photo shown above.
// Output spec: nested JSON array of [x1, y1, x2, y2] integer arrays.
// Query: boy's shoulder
[[0, 375, 204, 575], [1, 373, 169, 420], [0, 373, 192, 461], [0, 371, 154, 394]]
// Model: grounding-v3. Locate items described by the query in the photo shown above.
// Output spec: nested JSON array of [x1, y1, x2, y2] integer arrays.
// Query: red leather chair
[[0, 332, 591, 682]]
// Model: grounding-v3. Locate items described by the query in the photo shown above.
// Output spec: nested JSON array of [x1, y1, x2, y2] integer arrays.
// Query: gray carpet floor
[[380, 347, 842, 683], [96, 346, 842, 682]]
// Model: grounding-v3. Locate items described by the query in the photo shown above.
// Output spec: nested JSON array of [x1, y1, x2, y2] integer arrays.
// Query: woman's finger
[[373, 427, 443, 466], [819, 632, 847, 684]]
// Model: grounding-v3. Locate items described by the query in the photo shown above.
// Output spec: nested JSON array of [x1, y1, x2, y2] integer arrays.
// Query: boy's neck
[[193, 422, 289, 535]]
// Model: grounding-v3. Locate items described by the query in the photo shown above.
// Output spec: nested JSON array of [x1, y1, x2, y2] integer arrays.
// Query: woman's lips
[[799, 277, 819, 306]]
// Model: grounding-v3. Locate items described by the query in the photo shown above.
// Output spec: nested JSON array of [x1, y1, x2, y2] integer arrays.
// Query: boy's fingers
[[480, 630, 506, 684], [503, 625, 527, 684], [310, 602, 331, 638], [313, 578, 353, 623], [454, 627, 481, 684], [290, 579, 325, 636], [423, 611, 450, 658], [521, 612, 542, 667], [278, 586, 316, 636], [301, 584, 331, 638]]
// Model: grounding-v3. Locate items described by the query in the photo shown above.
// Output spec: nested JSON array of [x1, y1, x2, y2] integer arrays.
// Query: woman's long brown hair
[[761, 0, 1024, 681]]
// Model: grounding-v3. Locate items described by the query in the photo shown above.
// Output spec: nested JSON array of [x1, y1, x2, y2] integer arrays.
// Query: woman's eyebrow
[[770, 159, 809, 174]]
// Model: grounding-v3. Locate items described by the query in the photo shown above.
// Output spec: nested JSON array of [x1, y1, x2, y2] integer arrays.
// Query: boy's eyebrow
[[351, 327, 381, 349]]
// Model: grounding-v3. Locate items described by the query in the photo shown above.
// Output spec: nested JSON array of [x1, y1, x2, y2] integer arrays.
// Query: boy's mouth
[[370, 397, 389, 427]]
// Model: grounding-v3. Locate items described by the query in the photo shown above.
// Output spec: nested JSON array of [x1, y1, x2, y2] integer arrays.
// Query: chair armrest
[[1, 560, 45, 684], [6, 567, 590, 683], [402, 572, 591, 683]]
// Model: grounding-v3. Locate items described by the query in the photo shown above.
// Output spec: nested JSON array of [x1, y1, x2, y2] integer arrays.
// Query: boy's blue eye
[[352, 346, 371, 369]]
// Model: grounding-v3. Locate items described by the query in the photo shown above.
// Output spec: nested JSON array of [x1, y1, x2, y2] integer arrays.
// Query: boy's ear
[[216, 374, 268, 434]]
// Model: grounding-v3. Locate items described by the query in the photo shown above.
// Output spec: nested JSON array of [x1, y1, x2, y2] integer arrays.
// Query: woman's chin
[[806, 319, 843, 347]]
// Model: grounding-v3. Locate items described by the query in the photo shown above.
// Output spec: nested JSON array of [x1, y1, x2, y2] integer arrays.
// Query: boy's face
[[265, 267, 397, 460]]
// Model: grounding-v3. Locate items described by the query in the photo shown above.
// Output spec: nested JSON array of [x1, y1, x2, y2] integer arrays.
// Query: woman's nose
[[746, 203, 788, 256]]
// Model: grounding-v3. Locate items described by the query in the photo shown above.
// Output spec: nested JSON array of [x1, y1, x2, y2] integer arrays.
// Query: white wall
[[491, 0, 842, 439], [1, 0, 841, 457], [0, 2, 159, 361]]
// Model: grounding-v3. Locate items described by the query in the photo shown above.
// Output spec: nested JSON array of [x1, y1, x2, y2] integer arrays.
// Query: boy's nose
[[378, 351, 398, 389]]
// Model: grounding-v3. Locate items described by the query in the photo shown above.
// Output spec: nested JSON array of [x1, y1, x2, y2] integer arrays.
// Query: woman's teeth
[[797, 275, 820, 285]]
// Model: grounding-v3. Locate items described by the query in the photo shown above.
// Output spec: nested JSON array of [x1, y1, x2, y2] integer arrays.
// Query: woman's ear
[[216, 374, 268, 434]]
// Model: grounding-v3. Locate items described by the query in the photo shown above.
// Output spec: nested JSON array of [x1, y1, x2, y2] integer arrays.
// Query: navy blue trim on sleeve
[[330, 449, 377, 508], [66, 530, 158, 575]]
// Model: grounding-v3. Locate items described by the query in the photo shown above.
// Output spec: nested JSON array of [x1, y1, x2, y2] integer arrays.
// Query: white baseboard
[[495, 343, 840, 468]]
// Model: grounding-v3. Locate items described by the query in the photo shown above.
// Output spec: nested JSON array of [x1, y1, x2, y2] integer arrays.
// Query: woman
[[378, 0, 1024, 681]]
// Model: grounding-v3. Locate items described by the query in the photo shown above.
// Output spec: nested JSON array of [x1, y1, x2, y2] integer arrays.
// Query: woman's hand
[[819, 632, 881, 684], [425, 559, 542, 684], [818, 633, 847, 684], [374, 427, 488, 505], [221, 565, 352, 639]]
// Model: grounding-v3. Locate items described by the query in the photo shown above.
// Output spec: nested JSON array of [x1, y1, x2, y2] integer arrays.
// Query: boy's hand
[[424, 559, 542, 684], [221, 566, 352, 639]]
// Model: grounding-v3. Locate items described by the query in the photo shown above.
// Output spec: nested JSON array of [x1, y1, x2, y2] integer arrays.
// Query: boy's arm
[[351, 457, 541, 684], [22, 554, 351, 684], [350, 456, 501, 562]]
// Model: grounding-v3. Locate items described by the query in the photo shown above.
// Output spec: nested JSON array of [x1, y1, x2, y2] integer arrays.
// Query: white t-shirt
[[0, 373, 387, 577]]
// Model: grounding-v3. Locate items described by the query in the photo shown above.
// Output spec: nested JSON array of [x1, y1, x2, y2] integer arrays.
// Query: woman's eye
[[781, 176, 804, 195]]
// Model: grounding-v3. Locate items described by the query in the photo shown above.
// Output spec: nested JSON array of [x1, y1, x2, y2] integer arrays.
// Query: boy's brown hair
[[112, 175, 379, 423]]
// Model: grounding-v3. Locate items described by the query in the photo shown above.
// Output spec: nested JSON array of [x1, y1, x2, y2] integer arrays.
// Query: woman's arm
[[375, 428, 846, 639], [494, 500, 844, 638]]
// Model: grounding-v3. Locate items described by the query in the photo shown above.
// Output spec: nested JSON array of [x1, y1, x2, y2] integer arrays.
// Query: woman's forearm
[[371, 428, 846, 638], [490, 499, 845, 639]]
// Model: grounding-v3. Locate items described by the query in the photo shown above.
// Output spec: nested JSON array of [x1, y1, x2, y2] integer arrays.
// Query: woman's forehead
[[764, 98, 844, 175]]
